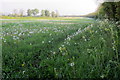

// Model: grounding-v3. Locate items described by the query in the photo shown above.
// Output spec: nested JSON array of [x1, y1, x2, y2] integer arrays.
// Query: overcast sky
[[1, 0, 100, 15]]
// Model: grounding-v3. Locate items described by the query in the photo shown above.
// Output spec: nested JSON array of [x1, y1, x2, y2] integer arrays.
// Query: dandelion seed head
[[69, 62, 75, 66], [42, 41, 44, 43]]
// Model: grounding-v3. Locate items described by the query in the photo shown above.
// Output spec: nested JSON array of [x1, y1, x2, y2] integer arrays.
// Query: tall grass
[[2, 19, 120, 79]]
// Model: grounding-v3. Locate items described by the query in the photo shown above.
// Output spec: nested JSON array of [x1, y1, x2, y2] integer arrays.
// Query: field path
[[64, 25, 91, 42]]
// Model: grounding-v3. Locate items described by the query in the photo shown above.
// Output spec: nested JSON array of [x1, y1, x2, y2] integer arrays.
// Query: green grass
[[1, 16, 85, 20], [1, 18, 120, 79]]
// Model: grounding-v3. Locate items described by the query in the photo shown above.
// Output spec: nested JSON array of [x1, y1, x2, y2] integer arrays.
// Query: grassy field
[[1, 18, 120, 79], [0, 16, 84, 20]]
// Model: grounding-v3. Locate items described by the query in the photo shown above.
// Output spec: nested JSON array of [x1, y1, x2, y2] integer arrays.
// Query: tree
[[41, 10, 45, 17], [45, 10, 50, 17], [13, 9, 18, 17], [32, 9, 39, 16], [51, 11, 56, 17], [55, 10, 59, 17], [115, 2, 120, 21], [97, 1, 120, 21], [103, 2, 116, 20], [27, 9, 32, 16], [19, 9, 24, 17]]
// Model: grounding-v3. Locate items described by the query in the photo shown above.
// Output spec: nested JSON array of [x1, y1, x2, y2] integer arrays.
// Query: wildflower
[[48, 41, 51, 43], [67, 37, 71, 40], [66, 42, 70, 45], [4, 40, 6, 42], [69, 62, 75, 66], [59, 47, 62, 51], [112, 46, 116, 51], [53, 52, 56, 54], [23, 71, 25, 74], [30, 43, 32, 45], [61, 45, 64, 47], [18, 33, 22, 36], [105, 28, 109, 31], [100, 75, 105, 78], [90, 24, 93, 27], [50, 34, 52, 36], [22, 64, 25, 67], [42, 41, 44, 43], [29, 31, 34, 34], [82, 36, 85, 39], [59, 47, 66, 51]]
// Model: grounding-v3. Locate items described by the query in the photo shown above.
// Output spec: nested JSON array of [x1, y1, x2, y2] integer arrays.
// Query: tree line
[[7, 9, 59, 17], [86, 1, 120, 21], [97, 1, 120, 21]]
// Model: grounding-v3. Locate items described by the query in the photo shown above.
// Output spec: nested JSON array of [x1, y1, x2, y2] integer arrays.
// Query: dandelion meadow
[[1, 18, 120, 79]]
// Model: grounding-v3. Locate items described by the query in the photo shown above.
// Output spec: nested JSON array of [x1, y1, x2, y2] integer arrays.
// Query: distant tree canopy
[[9, 9, 59, 17], [97, 1, 120, 21], [27, 9, 33, 16], [13, 9, 18, 17], [41, 10, 45, 17], [45, 10, 50, 17], [32, 9, 39, 16], [19, 9, 24, 17], [41, 10, 59, 17], [86, 1, 120, 21], [27, 9, 39, 16], [51, 11, 56, 17]]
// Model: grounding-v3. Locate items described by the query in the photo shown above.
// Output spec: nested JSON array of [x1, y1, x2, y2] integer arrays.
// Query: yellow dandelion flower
[[22, 64, 25, 67]]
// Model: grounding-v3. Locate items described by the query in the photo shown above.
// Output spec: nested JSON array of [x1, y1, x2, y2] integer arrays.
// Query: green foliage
[[27, 9, 33, 16], [115, 2, 120, 21], [55, 10, 59, 17], [32, 9, 39, 16], [98, 2, 120, 21], [41, 10, 45, 17], [51, 11, 56, 17], [6, 9, 59, 17], [2, 18, 120, 79], [45, 10, 50, 17], [27, 9, 39, 16]]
